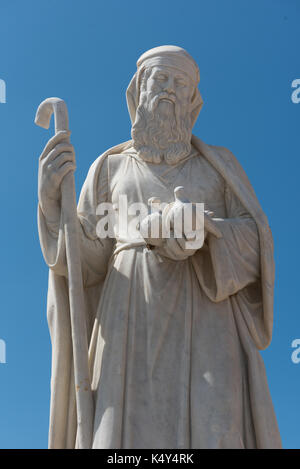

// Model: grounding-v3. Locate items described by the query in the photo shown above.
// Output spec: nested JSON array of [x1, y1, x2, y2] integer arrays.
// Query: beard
[[131, 89, 193, 165]]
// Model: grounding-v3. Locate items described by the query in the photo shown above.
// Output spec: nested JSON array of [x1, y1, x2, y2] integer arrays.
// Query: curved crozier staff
[[35, 98, 93, 449]]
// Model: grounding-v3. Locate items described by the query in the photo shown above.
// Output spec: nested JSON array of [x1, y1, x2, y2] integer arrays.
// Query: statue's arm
[[38, 133, 113, 286], [191, 184, 260, 302], [77, 157, 114, 287]]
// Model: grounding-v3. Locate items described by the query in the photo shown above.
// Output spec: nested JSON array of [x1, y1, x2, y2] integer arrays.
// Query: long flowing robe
[[38, 135, 282, 449]]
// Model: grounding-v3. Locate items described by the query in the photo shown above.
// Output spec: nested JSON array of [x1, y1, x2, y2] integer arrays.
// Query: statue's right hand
[[38, 130, 76, 223]]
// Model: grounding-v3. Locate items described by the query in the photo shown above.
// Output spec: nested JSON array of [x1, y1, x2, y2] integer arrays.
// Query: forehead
[[149, 65, 192, 81]]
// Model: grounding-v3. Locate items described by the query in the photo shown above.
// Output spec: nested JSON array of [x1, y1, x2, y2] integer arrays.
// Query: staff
[[35, 98, 93, 449]]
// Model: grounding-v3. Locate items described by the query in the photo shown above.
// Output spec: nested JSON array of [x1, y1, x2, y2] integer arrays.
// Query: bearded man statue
[[37, 45, 282, 449]]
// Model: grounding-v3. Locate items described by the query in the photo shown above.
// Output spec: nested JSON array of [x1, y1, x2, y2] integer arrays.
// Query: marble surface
[[37, 45, 282, 449]]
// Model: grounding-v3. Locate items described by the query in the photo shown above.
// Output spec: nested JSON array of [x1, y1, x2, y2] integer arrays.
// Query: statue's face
[[145, 66, 193, 111], [131, 65, 195, 165]]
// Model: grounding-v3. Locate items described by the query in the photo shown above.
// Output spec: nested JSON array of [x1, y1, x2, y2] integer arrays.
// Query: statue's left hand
[[154, 233, 198, 261]]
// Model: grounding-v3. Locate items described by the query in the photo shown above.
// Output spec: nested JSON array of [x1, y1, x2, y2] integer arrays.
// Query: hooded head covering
[[126, 45, 204, 127]]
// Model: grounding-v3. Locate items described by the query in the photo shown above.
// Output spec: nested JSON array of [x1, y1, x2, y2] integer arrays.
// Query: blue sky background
[[0, 0, 299, 449]]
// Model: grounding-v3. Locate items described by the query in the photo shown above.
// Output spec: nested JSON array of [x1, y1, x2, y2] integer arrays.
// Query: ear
[[190, 87, 203, 127], [126, 67, 151, 124], [126, 72, 139, 125]]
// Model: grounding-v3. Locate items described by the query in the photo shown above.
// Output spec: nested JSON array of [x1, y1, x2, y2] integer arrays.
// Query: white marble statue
[[37, 45, 282, 449]]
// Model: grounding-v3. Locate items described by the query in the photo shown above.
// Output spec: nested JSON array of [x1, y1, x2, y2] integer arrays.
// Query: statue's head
[[127, 45, 203, 165]]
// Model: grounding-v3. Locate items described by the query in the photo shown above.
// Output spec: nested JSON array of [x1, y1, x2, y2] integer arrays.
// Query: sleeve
[[38, 156, 114, 288], [191, 183, 260, 302]]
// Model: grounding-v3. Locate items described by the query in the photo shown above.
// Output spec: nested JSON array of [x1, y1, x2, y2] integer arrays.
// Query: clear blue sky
[[0, 0, 299, 449]]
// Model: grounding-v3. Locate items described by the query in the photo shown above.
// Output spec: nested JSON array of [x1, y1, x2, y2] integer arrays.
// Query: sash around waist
[[113, 237, 147, 256]]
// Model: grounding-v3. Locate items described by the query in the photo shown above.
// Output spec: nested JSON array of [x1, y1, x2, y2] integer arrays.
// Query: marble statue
[[37, 45, 282, 449]]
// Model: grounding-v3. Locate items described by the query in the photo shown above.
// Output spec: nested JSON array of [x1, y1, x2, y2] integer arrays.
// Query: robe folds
[[38, 135, 282, 449]]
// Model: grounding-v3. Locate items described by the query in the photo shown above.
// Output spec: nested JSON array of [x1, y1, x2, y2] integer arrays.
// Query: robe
[[38, 135, 282, 449]]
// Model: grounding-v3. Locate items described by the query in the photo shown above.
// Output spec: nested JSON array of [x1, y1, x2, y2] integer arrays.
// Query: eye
[[155, 74, 167, 81], [175, 78, 187, 87]]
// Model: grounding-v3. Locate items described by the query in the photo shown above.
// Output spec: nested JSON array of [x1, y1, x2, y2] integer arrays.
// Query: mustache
[[149, 92, 177, 111], [157, 92, 176, 103]]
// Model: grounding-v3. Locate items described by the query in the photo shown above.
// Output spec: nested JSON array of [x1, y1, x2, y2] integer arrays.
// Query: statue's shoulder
[[79, 141, 133, 202], [91, 140, 132, 170], [192, 135, 257, 198], [206, 143, 242, 170], [209, 144, 255, 192], [88, 140, 133, 174]]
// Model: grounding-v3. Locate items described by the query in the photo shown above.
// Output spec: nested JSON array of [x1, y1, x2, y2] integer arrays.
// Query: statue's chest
[[108, 153, 226, 217]]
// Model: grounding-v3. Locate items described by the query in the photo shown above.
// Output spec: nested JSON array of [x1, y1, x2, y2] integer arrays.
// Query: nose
[[163, 76, 175, 95]]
